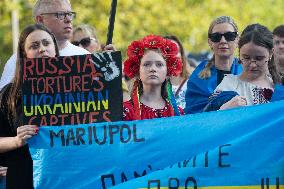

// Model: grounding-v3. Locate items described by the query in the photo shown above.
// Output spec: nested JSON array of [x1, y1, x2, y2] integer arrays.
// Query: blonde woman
[[72, 24, 101, 53], [185, 16, 242, 114]]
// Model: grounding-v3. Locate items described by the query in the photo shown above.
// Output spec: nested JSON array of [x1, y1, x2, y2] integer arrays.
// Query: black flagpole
[[106, 0, 117, 45]]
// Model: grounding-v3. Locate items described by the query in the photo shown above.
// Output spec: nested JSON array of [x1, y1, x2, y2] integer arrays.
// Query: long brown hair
[[239, 24, 281, 84], [199, 16, 238, 79], [1, 24, 59, 121]]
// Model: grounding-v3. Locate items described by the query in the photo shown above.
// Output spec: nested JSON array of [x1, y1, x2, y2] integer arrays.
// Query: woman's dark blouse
[[0, 84, 33, 188]]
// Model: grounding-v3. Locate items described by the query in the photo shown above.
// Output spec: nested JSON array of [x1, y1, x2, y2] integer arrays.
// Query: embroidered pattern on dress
[[252, 88, 271, 104]]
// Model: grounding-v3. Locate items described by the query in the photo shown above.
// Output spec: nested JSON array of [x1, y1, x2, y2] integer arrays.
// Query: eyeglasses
[[72, 37, 97, 47], [40, 11, 76, 21], [208, 32, 238, 43], [240, 57, 269, 67]]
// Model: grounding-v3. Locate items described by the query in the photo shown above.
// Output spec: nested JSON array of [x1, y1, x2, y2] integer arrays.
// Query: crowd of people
[[0, 0, 284, 188]]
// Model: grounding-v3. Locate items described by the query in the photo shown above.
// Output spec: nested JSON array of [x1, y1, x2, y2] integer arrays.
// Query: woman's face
[[208, 23, 238, 58], [24, 30, 56, 58], [72, 31, 100, 53], [139, 50, 167, 86], [240, 42, 271, 79]]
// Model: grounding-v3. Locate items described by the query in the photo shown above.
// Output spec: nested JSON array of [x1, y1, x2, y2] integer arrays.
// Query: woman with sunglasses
[[185, 16, 242, 114], [204, 24, 284, 111], [72, 24, 101, 53]]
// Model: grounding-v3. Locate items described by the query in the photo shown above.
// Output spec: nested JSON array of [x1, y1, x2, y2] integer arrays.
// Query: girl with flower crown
[[123, 35, 184, 120]]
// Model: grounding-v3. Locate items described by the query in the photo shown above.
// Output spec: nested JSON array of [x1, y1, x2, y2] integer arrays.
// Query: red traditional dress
[[123, 100, 184, 121]]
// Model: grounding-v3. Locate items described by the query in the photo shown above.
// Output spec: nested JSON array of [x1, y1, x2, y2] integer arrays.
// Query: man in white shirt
[[0, 0, 89, 90], [273, 25, 284, 83]]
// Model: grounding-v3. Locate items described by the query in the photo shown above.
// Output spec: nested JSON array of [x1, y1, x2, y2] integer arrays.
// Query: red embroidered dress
[[123, 100, 184, 121]]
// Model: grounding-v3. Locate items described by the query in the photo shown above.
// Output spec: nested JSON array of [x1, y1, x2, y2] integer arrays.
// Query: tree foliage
[[1, 0, 284, 73]]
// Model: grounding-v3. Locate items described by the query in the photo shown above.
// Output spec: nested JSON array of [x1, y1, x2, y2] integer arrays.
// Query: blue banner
[[29, 101, 284, 188]]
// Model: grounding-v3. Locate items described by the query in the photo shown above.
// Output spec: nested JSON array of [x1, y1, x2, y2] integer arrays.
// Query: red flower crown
[[124, 35, 182, 79]]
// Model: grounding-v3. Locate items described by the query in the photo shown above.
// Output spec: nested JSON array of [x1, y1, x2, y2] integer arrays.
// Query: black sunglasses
[[208, 32, 238, 43], [72, 37, 94, 47]]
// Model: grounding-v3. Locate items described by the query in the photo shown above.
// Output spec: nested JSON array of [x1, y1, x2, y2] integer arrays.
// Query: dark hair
[[239, 23, 281, 84], [4, 24, 59, 121], [199, 16, 238, 79], [273, 25, 284, 38], [164, 35, 190, 79]]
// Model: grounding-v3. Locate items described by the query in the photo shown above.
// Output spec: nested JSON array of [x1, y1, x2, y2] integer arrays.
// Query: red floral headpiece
[[124, 34, 182, 79]]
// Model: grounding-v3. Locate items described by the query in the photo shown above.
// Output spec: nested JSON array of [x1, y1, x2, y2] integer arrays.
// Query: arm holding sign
[[0, 84, 35, 188], [0, 125, 38, 153], [0, 83, 38, 153], [0, 166, 7, 177]]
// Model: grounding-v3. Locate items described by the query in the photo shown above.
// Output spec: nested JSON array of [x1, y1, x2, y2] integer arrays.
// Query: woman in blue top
[[185, 16, 243, 114]]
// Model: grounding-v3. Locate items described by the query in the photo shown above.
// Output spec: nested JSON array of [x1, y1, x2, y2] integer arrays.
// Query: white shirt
[[59, 41, 90, 56], [171, 79, 189, 109], [0, 54, 17, 90], [0, 41, 90, 90], [214, 74, 273, 105]]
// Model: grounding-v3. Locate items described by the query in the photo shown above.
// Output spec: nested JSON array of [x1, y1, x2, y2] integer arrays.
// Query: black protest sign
[[21, 51, 122, 126]]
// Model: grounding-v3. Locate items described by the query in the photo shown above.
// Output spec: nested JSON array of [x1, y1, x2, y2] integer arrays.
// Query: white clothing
[[0, 41, 89, 90], [0, 54, 17, 90], [214, 74, 273, 105], [59, 41, 90, 56], [172, 79, 189, 109]]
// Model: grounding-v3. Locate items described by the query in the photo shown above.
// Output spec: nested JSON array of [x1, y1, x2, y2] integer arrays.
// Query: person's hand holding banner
[[0, 166, 7, 177], [15, 125, 38, 147]]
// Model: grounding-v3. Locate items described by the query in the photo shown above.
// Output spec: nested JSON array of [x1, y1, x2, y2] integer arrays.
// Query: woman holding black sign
[[123, 35, 184, 121], [0, 24, 59, 188]]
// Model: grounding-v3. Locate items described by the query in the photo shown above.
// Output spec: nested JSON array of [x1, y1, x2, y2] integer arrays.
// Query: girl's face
[[240, 42, 271, 79], [72, 31, 100, 53], [24, 30, 56, 58], [139, 50, 167, 86], [208, 23, 238, 58]]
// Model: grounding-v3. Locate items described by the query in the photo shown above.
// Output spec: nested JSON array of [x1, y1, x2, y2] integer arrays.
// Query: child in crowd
[[205, 24, 284, 111], [123, 35, 184, 120]]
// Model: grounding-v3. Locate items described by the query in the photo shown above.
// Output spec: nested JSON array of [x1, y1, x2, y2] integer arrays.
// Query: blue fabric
[[203, 91, 239, 112], [185, 58, 242, 114], [271, 84, 284, 102], [29, 101, 284, 189]]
